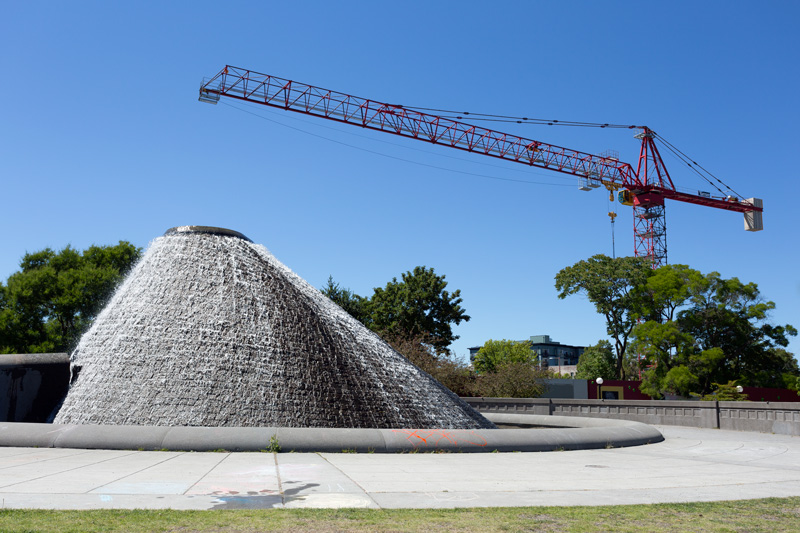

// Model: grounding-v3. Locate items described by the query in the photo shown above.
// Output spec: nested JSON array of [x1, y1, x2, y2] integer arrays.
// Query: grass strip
[[0, 497, 798, 532]]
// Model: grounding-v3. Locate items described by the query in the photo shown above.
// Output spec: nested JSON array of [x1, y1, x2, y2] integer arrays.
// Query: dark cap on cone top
[[164, 226, 252, 242]]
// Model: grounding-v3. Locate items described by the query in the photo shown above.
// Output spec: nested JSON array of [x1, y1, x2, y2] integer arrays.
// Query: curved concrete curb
[[0, 352, 69, 367], [0, 413, 663, 453]]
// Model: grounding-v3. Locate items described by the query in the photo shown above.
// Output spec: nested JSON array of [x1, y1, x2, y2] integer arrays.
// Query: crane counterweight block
[[632, 191, 666, 208], [744, 198, 764, 231]]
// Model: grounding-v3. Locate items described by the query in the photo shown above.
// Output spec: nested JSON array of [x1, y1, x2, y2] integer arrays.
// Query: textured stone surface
[[54, 230, 493, 429]]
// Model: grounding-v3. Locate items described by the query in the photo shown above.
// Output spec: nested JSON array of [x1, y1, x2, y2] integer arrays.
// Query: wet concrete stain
[[210, 482, 319, 509]]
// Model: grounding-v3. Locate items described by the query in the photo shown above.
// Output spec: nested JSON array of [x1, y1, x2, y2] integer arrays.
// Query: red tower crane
[[199, 66, 763, 266]]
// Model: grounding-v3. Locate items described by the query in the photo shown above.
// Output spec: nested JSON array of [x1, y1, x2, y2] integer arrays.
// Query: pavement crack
[[181, 452, 230, 495], [89, 451, 190, 494], [0, 450, 141, 491], [274, 452, 284, 507], [0, 449, 95, 472], [317, 452, 381, 509]]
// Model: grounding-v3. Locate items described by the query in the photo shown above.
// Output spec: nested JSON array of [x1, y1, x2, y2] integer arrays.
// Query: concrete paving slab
[[91, 452, 230, 495], [278, 453, 370, 496], [0, 425, 797, 509], [0, 493, 225, 510], [4, 451, 179, 494], [0, 448, 94, 468], [283, 493, 378, 509], [184, 452, 280, 497], [0, 449, 136, 491]]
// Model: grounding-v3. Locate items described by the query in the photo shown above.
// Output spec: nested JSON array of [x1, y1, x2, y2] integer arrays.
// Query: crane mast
[[200, 65, 763, 266]]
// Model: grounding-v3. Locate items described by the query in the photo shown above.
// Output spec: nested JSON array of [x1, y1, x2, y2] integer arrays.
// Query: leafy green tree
[[472, 339, 535, 374], [0, 242, 142, 354], [574, 340, 616, 381], [320, 268, 472, 394], [320, 276, 370, 324], [367, 266, 469, 353], [555, 255, 652, 379], [700, 381, 749, 401], [381, 329, 476, 397], [661, 365, 702, 398], [632, 266, 797, 398], [474, 361, 549, 398], [641, 264, 706, 322], [675, 272, 797, 388]]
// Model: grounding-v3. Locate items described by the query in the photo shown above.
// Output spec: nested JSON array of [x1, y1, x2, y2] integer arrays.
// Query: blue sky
[[2, 1, 798, 362]]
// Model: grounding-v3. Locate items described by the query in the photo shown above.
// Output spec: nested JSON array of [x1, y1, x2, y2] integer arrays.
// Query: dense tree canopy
[[557, 256, 798, 395], [320, 276, 370, 324], [574, 340, 617, 381], [0, 242, 142, 354], [474, 361, 549, 398], [555, 255, 652, 379], [469, 339, 548, 398], [323, 271, 550, 398], [368, 266, 469, 353], [324, 266, 469, 354], [631, 266, 798, 398], [472, 339, 535, 374], [379, 330, 476, 397]]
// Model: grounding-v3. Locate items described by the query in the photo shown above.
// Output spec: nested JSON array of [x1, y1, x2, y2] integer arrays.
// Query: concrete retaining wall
[[0, 353, 69, 423], [718, 401, 800, 435], [463, 397, 800, 436]]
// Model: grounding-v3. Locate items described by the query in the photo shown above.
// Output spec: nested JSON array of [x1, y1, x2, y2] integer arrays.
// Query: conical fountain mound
[[54, 227, 494, 429]]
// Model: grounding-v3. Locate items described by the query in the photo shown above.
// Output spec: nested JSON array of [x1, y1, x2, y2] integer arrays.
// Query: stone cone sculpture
[[54, 227, 494, 430]]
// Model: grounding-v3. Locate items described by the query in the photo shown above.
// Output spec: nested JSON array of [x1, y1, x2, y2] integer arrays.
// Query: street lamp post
[[596, 377, 604, 400]]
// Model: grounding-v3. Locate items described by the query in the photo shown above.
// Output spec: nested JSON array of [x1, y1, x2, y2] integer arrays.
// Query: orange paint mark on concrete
[[391, 429, 488, 449]]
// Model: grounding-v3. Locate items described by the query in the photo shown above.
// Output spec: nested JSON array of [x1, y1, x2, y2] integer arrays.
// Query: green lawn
[[1, 498, 798, 532]]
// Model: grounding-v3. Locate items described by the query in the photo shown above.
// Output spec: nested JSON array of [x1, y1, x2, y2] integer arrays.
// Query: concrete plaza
[[0, 425, 798, 510]]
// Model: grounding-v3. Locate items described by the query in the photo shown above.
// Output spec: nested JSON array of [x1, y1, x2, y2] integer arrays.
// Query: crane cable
[[651, 132, 745, 200], [400, 105, 644, 129], [220, 100, 574, 188], [404, 105, 746, 200], [225, 97, 746, 200]]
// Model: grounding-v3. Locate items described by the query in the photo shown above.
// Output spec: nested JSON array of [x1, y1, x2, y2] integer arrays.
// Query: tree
[[0, 242, 142, 354], [574, 340, 616, 381], [472, 339, 535, 374], [367, 266, 469, 353], [554, 255, 652, 379], [320, 276, 369, 324], [631, 266, 798, 398], [700, 381, 749, 401], [641, 263, 707, 322], [380, 329, 476, 397], [468, 340, 549, 397], [675, 272, 797, 389], [474, 362, 549, 398], [319, 268, 473, 395]]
